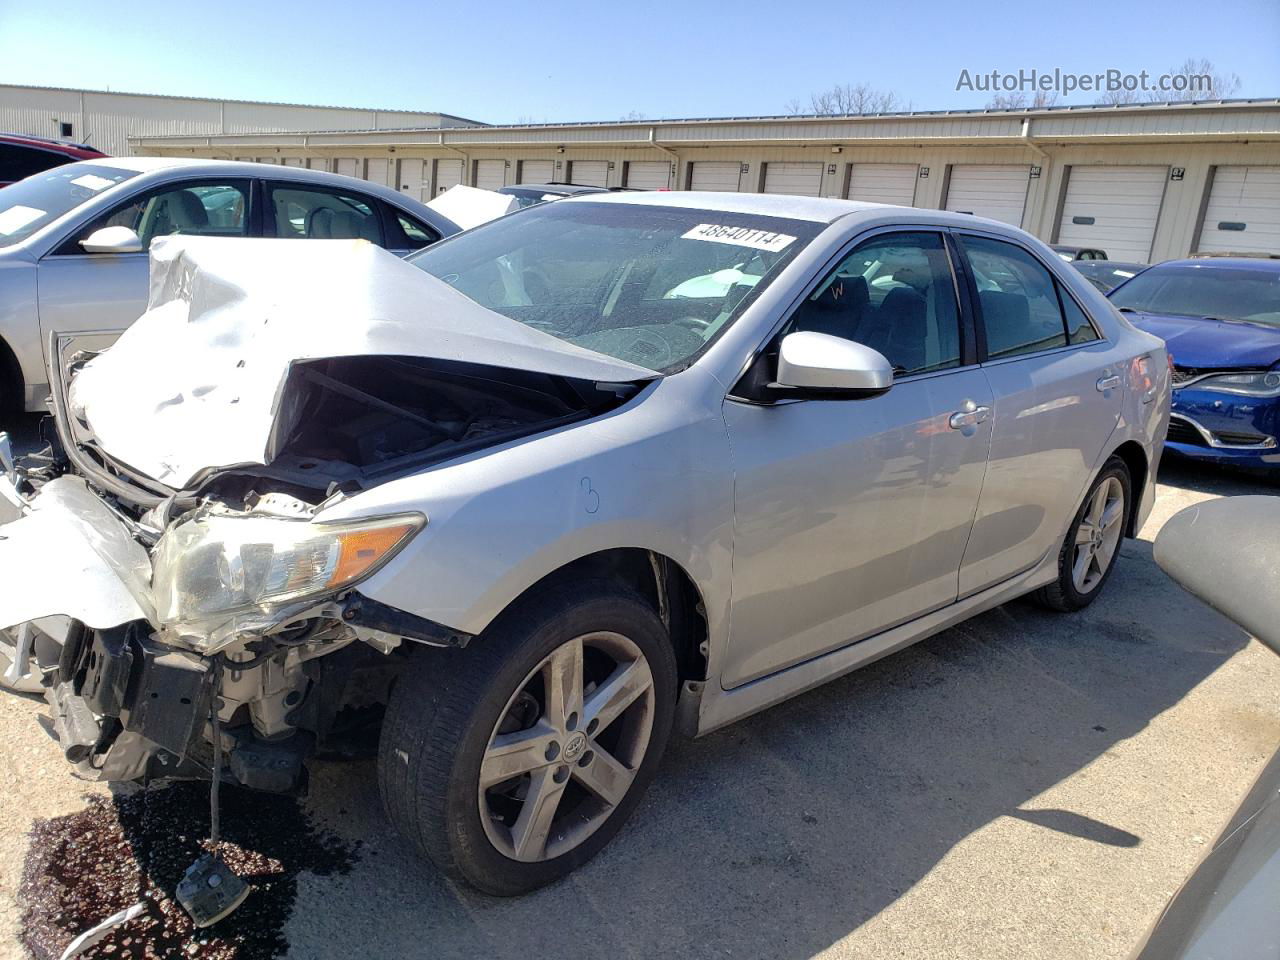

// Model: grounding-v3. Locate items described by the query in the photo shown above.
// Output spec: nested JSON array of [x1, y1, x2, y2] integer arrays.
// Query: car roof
[[0, 133, 106, 156], [500, 183, 608, 195], [1153, 256, 1280, 272], [561, 189, 1019, 231]]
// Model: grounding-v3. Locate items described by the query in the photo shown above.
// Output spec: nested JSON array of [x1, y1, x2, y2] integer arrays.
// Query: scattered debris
[[20, 783, 359, 959]]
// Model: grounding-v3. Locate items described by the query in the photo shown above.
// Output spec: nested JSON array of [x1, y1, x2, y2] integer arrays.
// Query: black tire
[[377, 580, 677, 896], [0, 340, 22, 420], [1035, 456, 1131, 612]]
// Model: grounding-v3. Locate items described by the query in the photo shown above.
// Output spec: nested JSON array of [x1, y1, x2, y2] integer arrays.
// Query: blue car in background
[[1109, 257, 1280, 469]]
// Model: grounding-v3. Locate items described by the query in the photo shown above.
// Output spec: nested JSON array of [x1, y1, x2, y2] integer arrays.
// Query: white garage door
[[625, 161, 671, 190], [1057, 165, 1167, 263], [846, 163, 918, 206], [282, 158, 304, 168], [434, 159, 463, 195], [519, 160, 555, 184], [306, 158, 327, 171], [474, 159, 506, 190], [365, 158, 390, 186], [333, 158, 359, 179], [1198, 166, 1280, 256], [397, 159, 426, 199], [569, 160, 609, 187], [689, 162, 742, 192], [763, 162, 823, 196], [945, 165, 1030, 226]]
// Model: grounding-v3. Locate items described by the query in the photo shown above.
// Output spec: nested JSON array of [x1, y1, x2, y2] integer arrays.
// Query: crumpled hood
[[1128, 311, 1280, 369], [68, 237, 653, 488]]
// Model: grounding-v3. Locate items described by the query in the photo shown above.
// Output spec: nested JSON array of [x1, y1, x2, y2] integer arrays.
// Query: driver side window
[[787, 231, 962, 376], [56, 180, 251, 255]]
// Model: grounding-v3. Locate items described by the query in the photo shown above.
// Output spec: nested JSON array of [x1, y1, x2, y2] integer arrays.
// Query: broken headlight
[[151, 512, 424, 650]]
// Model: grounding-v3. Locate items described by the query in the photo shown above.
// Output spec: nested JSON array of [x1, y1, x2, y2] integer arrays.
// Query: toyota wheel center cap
[[564, 732, 587, 763]]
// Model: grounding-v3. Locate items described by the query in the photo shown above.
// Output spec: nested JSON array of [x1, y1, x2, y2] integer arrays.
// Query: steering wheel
[[673, 316, 713, 335]]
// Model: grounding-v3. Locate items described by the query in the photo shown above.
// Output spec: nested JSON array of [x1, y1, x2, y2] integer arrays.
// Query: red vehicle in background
[[0, 134, 108, 188]]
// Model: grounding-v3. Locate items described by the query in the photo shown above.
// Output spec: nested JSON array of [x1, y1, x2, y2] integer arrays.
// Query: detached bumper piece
[[46, 621, 309, 792]]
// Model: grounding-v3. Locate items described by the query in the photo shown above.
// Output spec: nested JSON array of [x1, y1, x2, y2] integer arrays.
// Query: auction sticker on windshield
[[682, 224, 795, 252], [70, 173, 118, 191], [0, 205, 44, 236]]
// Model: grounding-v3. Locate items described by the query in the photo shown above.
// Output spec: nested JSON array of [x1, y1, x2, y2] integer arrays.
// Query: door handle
[[1096, 375, 1121, 392], [949, 401, 992, 430]]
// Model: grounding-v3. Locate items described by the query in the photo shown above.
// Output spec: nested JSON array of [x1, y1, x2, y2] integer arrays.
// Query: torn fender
[[0, 476, 152, 633]]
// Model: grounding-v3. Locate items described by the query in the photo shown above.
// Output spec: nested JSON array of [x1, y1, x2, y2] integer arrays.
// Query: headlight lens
[[151, 512, 423, 647], [1188, 371, 1280, 397]]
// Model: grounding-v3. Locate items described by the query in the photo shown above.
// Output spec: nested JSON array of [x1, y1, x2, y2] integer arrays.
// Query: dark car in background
[[1073, 260, 1149, 294], [1110, 258, 1280, 469], [0, 134, 108, 188], [496, 182, 610, 209]]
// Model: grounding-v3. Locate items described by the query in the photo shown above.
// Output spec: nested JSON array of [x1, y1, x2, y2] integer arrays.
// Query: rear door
[[722, 229, 992, 687], [37, 177, 254, 355], [953, 230, 1122, 596]]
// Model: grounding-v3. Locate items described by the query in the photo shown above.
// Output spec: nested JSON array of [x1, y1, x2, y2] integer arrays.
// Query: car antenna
[[176, 655, 251, 927]]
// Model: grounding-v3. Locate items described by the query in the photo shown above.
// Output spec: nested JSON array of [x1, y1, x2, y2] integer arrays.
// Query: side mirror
[[773, 331, 893, 397], [79, 226, 143, 254]]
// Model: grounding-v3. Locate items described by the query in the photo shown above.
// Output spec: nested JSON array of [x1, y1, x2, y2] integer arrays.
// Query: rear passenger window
[[961, 236, 1069, 359], [1059, 284, 1100, 343], [787, 231, 962, 376], [267, 184, 384, 245]]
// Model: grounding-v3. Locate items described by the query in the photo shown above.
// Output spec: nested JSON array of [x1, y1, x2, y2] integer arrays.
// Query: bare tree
[[1148, 57, 1241, 101], [786, 83, 903, 116], [1099, 57, 1241, 104], [619, 110, 648, 122], [986, 90, 1059, 110]]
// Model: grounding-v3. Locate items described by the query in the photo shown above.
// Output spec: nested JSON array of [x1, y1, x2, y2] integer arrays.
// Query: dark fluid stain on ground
[[19, 783, 359, 959]]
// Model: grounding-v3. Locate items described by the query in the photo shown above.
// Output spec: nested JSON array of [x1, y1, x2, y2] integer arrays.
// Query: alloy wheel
[[478, 631, 655, 862], [1072, 475, 1125, 594]]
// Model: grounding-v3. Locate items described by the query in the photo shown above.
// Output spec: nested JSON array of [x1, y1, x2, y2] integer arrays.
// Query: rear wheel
[[1035, 456, 1130, 612], [377, 582, 677, 895]]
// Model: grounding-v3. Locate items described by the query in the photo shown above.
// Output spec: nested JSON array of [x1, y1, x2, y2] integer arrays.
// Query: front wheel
[[1035, 456, 1131, 612], [377, 582, 677, 895]]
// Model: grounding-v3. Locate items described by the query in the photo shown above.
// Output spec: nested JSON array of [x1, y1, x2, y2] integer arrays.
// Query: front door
[[37, 179, 253, 358], [721, 230, 992, 688]]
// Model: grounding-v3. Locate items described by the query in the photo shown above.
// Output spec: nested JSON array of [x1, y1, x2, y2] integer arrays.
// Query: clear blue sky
[[2, 0, 1277, 123]]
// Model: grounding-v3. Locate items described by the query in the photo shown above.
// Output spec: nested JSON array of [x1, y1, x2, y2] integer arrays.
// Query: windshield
[[406, 201, 820, 372], [0, 163, 139, 248], [1110, 263, 1280, 327]]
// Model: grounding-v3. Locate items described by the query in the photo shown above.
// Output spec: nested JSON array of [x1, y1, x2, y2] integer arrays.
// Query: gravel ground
[[1, 412, 1278, 959]]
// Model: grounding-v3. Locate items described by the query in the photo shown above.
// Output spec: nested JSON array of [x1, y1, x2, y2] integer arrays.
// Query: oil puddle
[[20, 783, 359, 959]]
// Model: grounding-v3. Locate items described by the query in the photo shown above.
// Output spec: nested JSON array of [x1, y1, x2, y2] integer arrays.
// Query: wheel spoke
[[543, 637, 584, 732], [1075, 521, 1096, 545], [1088, 485, 1108, 526], [572, 743, 634, 807], [1096, 533, 1119, 572], [1072, 545, 1093, 588], [583, 658, 653, 737], [1100, 497, 1124, 531], [480, 722, 558, 787], [510, 766, 568, 861]]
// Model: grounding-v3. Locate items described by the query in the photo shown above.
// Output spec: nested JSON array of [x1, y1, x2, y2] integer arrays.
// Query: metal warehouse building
[[5, 85, 1276, 263], [0, 84, 483, 159]]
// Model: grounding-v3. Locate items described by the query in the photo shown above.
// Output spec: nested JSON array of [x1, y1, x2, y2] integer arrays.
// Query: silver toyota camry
[[0, 191, 1169, 897]]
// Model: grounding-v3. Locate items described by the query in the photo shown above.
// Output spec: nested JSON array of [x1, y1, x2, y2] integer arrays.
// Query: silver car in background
[[0, 157, 460, 413], [0, 192, 1169, 896]]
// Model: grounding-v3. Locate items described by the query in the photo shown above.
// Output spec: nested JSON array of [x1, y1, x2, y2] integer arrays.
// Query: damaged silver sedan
[[0, 192, 1169, 896]]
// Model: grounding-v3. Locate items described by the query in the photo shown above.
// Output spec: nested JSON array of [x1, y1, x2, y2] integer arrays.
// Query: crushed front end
[[0, 452, 463, 793]]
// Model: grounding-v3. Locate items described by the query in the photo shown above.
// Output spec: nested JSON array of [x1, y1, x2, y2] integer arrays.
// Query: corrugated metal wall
[[0, 85, 465, 158]]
